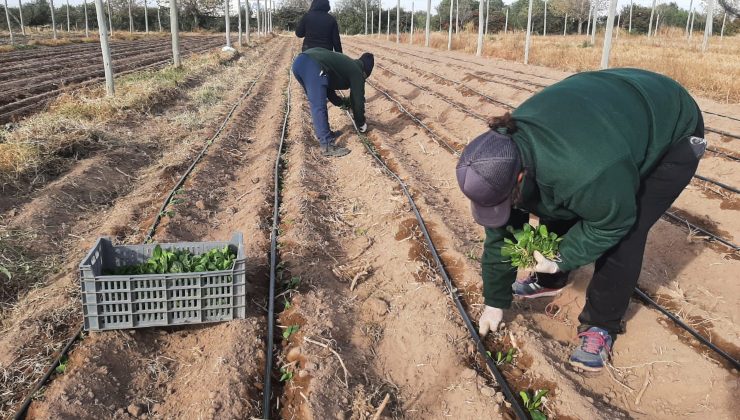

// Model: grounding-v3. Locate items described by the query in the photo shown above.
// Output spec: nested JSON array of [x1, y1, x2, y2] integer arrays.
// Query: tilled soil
[[0, 34, 738, 420], [0, 34, 225, 123]]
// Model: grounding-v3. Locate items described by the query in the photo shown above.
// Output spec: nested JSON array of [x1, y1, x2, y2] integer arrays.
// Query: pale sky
[[56, 0, 705, 15]]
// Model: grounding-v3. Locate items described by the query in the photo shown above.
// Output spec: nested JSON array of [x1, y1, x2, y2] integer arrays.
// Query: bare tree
[[106, 0, 112, 36], [144, 0, 148, 33], [524, 0, 533, 63], [425, 0, 431, 46], [476, 0, 484, 55], [396, 0, 399, 43], [18, 0, 25, 35], [93, 0, 114, 95], [601, 0, 617, 68], [647, 0, 656, 36], [685, 0, 693, 35], [225, 0, 231, 47], [50, 0, 57, 38], [447, 0, 453, 49], [170, 0, 180, 66], [66, 0, 70, 31], [237, 0, 242, 46], [702, 0, 715, 51], [128, 0, 133, 32], [3, 0, 13, 45]]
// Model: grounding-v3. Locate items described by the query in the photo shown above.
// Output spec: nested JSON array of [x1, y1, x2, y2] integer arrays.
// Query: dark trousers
[[542, 118, 704, 335], [292, 53, 333, 147]]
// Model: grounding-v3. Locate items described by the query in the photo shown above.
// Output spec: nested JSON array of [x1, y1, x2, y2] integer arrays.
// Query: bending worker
[[291, 48, 374, 157], [456, 68, 705, 372], [295, 0, 342, 52]]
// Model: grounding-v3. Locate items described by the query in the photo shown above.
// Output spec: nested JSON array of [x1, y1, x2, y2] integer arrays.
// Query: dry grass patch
[[394, 28, 740, 103]]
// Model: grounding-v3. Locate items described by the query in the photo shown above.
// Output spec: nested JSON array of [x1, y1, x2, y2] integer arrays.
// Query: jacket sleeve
[[556, 161, 638, 272], [481, 209, 530, 309], [327, 90, 343, 107], [295, 16, 306, 38], [332, 20, 343, 52], [348, 73, 365, 127]]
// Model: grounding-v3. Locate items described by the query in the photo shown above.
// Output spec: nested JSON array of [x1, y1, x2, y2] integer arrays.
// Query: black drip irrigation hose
[[663, 212, 739, 251], [12, 325, 83, 420], [340, 100, 529, 420], [144, 50, 274, 241], [703, 110, 740, 123], [693, 174, 740, 194], [367, 81, 461, 156], [11, 43, 278, 420], [705, 126, 740, 141], [633, 287, 740, 370], [263, 54, 293, 420]]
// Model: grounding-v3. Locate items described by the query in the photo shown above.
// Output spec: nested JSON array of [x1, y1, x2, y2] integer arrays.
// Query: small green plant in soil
[[55, 356, 69, 374], [0, 265, 11, 280], [283, 296, 292, 310], [501, 223, 562, 270], [520, 389, 549, 420], [279, 365, 294, 382], [107, 245, 236, 275], [495, 348, 516, 365], [283, 325, 299, 340], [282, 276, 301, 290]]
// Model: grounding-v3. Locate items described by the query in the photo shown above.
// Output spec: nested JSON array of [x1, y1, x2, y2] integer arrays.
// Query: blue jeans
[[292, 53, 333, 147]]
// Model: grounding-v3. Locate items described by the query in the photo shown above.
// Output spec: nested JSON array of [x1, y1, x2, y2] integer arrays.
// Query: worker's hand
[[358, 123, 368, 133], [340, 98, 351, 110], [478, 305, 504, 337], [533, 251, 559, 274]]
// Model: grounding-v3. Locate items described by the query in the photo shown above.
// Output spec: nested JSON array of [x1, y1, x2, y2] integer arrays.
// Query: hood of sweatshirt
[[309, 0, 331, 12]]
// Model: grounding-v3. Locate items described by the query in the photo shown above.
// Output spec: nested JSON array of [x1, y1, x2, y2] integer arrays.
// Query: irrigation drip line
[[663, 211, 739, 251], [263, 52, 294, 420], [693, 174, 740, 194], [633, 287, 740, 370], [367, 81, 460, 156], [705, 127, 740, 141], [12, 325, 83, 420], [11, 43, 279, 420], [145, 49, 274, 242], [703, 109, 740, 123], [706, 147, 740, 161], [340, 97, 529, 420]]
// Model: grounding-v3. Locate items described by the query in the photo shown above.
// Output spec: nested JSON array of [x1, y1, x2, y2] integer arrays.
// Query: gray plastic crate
[[80, 233, 246, 331]]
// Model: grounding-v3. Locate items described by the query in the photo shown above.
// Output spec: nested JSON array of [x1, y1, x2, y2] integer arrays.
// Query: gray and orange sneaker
[[512, 274, 565, 299], [569, 326, 613, 372]]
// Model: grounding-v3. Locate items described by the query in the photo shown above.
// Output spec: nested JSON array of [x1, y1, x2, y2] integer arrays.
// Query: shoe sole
[[568, 359, 604, 373], [514, 288, 563, 299]]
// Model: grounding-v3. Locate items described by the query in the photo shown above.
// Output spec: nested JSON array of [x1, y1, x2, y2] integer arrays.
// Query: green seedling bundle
[[108, 244, 236, 275], [501, 223, 562, 270]]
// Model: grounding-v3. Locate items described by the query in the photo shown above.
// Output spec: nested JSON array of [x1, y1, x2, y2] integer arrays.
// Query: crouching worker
[[456, 68, 705, 372], [291, 48, 374, 157]]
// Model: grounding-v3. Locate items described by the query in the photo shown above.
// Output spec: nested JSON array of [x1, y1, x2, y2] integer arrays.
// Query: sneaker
[[512, 275, 563, 299], [321, 144, 351, 157], [569, 326, 613, 372]]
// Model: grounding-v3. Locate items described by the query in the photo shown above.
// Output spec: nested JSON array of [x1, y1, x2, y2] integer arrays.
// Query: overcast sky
[[56, 0, 706, 15]]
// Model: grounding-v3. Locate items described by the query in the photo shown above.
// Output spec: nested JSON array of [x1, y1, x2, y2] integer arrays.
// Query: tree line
[[3, 0, 738, 36]]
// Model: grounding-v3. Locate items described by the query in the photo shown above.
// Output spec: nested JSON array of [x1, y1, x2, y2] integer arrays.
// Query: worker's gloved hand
[[358, 123, 368, 133], [478, 305, 504, 337], [340, 98, 351, 111], [533, 250, 559, 274]]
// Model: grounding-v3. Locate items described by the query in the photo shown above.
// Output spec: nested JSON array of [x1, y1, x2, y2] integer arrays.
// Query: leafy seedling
[[282, 325, 299, 340], [279, 365, 294, 382], [520, 389, 549, 420], [501, 223, 562, 270], [495, 348, 516, 365], [283, 276, 301, 291], [0, 265, 11, 280], [55, 356, 69, 374], [283, 297, 292, 310], [108, 244, 236, 275]]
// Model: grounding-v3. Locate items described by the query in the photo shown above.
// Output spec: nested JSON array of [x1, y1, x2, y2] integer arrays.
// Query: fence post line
[[94, 0, 114, 96]]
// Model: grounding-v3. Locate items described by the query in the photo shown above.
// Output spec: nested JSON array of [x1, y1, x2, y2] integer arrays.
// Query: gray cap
[[456, 131, 521, 227]]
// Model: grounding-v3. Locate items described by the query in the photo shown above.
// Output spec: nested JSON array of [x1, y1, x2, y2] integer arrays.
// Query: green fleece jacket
[[303, 47, 367, 126], [482, 68, 700, 309]]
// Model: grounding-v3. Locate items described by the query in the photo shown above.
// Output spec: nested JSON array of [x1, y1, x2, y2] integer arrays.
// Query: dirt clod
[[127, 403, 144, 417]]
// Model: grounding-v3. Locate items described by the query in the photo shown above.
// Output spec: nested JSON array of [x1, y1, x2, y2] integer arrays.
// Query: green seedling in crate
[[501, 223, 562, 270], [108, 245, 236, 275], [283, 325, 300, 340], [520, 389, 549, 420]]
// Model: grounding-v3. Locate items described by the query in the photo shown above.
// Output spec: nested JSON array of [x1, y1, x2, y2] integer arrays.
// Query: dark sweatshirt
[[481, 68, 700, 309], [295, 0, 342, 53], [303, 48, 367, 127]]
